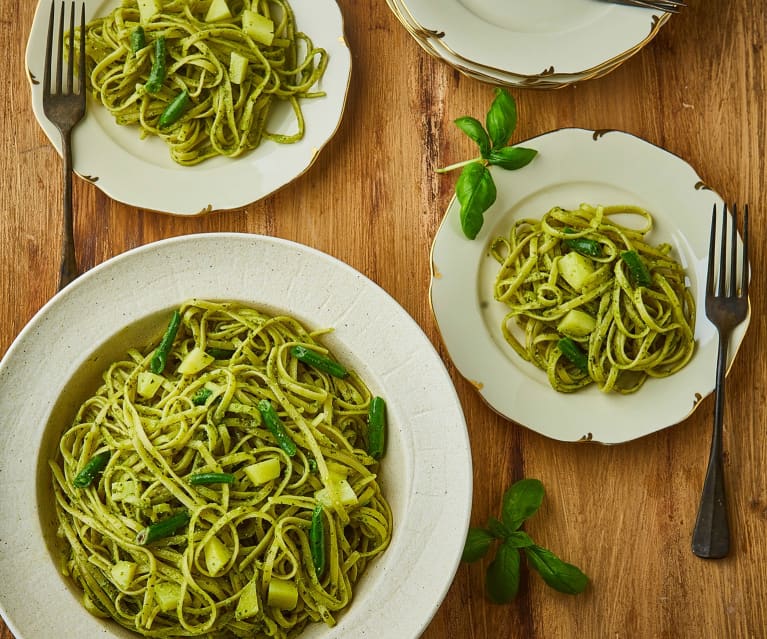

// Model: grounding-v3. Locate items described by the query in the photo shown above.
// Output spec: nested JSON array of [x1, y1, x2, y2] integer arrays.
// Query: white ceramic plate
[[26, 0, 352, 215], [388, 0, 669, 88], [430, 128, 750, 444], [0, 234, 472, 638]]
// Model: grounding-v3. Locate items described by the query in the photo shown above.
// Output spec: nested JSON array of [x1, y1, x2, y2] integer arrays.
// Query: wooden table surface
[[2, 0, 766, 637]]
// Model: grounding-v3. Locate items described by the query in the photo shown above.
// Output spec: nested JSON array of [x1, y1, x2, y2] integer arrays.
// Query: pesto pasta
[[50, 300, 392, 638], [490, 204, 696, 394], [79, 0, 328, 165]]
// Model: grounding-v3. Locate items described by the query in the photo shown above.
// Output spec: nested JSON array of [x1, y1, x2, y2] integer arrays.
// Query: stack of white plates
[[386, 0, 671, 89]]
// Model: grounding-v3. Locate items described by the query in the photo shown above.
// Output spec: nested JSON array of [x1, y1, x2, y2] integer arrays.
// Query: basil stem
[[150, 309, 181, 374], [72, 451, 110, 488]]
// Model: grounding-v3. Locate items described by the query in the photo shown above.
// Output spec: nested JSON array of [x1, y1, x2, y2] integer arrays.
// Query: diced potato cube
[[326, 461, 349, 481], [137, 371, 165, 398], [557, 309, 596, 337], [267, 579, 297, 610], [205, 0, 232, 22], [242, 9, 274, 46], [154, 582, 181, 612], [229, 51, 248, 84], [245, 458, 281, 485], [204, 535, 232, 575], [137, 0, 162, 24], [110, 561, 137, 590], [177, 346, 215, 375], [558, 252, 595, 292], [235, 580, 261, 620], [315, 478, 358, 509]]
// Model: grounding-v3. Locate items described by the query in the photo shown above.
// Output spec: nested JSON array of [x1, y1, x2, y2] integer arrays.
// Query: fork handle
[[58, 128, 78, 291], [691, 332, 730, 559]]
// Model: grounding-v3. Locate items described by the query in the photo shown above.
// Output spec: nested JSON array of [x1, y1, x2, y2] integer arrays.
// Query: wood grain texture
[[1, 0, 766, 637]]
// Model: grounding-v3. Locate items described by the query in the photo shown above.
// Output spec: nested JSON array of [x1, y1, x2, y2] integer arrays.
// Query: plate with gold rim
[[429, 128, 750, 443], [25, 0, 351, 215], [388, 0, 670, 88]]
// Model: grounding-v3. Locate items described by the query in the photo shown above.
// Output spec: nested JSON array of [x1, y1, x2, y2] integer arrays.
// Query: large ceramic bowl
[[0, 233, 472, 638]]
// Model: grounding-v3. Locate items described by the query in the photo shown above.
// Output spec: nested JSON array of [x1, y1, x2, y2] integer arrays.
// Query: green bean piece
[[72, 451, 110, 488], [150, 309, 181, 374], [206, 347, 236, 359], [130, 25, 146, 54], [310, 505, 326, 577], [620, 250, 652, 287], [290, 345, 348, 378], [188, 472, 235, 485], [135, 511, 190, 545], [563, 228, 602, 258], [367, 396, 386, 460], [557, 337, 589, 373], [144, 36, 166, 93], [158, 89, 190, 128], [257, 400, 297, 457]]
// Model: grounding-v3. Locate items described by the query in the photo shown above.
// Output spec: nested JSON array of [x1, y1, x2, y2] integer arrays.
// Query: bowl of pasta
[[0, 234, 472, 638]]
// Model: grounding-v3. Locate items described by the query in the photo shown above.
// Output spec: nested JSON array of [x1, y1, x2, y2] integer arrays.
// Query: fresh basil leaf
[[501, 478, 544, 531], [462, 528, 495, 563], [456, 161, 496, 240], [454, 116, 491, 157], [487, 516, 512, 539], [486, 542, 521, 604], [505, 530, 535, 548], [523, 545, 589, 595], [487, 146, 538, 171], [485, 88, 517, 150]]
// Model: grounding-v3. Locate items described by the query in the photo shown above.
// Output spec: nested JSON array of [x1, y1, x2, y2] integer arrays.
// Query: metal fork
[[691, 203, 750, 559], [603, 0, 686, 13], [43, 1, 86, 291]]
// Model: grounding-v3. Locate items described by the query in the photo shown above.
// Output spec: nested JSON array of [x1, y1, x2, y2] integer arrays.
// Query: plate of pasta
[[0, 234, 472, 638], [25, 0, 351, 215], [430, 128, 750, 444]]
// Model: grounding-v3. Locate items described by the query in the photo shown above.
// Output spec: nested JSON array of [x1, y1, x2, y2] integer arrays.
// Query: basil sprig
[[462, 478, 588, 603], [437, 88, 537, 240]]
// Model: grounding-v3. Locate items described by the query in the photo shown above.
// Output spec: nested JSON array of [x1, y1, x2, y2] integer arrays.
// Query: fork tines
[[44, 1, 86, 101], [708, 204, 750, 302]]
